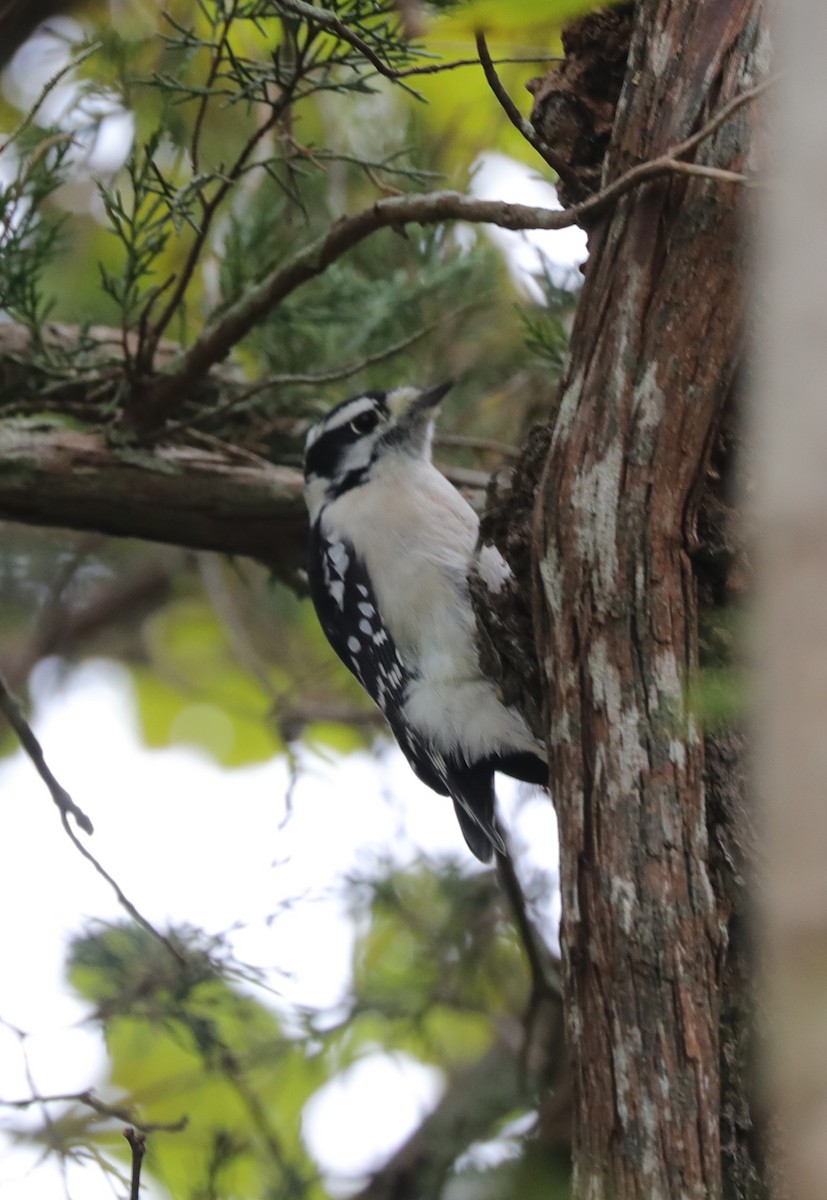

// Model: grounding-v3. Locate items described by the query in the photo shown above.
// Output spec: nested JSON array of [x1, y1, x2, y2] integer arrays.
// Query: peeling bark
[[530, 1, 766, 1197]]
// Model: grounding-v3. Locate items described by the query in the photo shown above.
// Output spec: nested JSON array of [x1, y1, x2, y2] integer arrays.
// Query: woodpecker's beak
[[387, 381, 453, 425], [415, 380, 453, 411], [384, 381, 453, 456]]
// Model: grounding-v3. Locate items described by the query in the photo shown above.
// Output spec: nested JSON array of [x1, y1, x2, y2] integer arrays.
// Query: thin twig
[[276, 0, 397, 79], [389, 53, 564, 80], [1, 1090, 187, 1134], [190, 1, 239, 176], [0, 668, 93, 833], [147, 302, 484, 441], [148, 312, 458, 443], [495, 835, 560, 1006], [60, 813, 190, 968], [440, 465, 489, 491], [0, 42, 101, 156], [656, 159, 751, 184], [124, 1127, 146, 1200], [576, 74, 775, 214], [280, 0, 560, 85], [182, 428, 274, 467], [670, 73, 777, 161], [475, 30, 580, 188], [145, 39, 307, 361]]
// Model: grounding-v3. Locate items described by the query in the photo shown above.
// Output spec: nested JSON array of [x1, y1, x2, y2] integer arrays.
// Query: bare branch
[[0, 1089, 187, 1134], [474, 30, 581, 188], [668, 73, 777, 162], [124, 1127, 146, 1200], [150, 308, 474, 443], [389, 53, 564, 80], [435, 433, 520, 459], [59, 811, 190, 966], [142, 75, 767, 414], [0, 668, 94, 833], [237, 305, 478, 392], [0, 653, 185, 962], [0, 42, 101, 155]]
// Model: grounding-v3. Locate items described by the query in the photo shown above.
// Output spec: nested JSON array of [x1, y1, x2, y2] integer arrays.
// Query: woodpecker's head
[[303, 381, 452, 522]]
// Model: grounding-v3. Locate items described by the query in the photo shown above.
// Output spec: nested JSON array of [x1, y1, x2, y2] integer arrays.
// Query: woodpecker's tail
[[448, 764, 506, 862]]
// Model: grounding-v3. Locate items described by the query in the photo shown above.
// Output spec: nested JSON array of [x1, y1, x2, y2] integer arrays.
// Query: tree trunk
[[532, 1, 765, 1196]]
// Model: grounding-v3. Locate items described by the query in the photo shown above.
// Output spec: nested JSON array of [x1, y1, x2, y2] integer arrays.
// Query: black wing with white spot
[[308, 523, 504, 862], [308, 524, 411, 719]]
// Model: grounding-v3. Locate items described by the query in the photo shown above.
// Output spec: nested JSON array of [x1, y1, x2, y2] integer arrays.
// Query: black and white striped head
[[303, 382, 452, 523]]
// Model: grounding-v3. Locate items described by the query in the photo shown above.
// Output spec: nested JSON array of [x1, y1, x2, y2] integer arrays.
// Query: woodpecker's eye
[[350, 410, 379, 435]]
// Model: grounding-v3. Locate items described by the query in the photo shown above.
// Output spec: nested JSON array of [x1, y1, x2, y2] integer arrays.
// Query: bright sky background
[[0, 19, 581, 1199], [0, 661, 560, 1199]]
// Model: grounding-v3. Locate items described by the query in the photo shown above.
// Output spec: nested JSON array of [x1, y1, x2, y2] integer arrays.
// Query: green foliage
[[66, 923, 326, 1200], [695, 606, 747, 728], [97, 130, 182, 356], [1, 0, 579, 417], [49, 858, 557, 1200], [520, 260, 579, 374], [0, 126, 71, 328]]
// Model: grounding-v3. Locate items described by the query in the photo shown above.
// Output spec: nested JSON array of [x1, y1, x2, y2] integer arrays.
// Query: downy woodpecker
[[303, 382, 547, 860]]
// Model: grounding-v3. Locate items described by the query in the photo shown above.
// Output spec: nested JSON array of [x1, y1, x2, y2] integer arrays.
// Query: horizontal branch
[[0, 1087, 187, 1134], [0, 418, 308, 575], [141, 189, 583, 413]]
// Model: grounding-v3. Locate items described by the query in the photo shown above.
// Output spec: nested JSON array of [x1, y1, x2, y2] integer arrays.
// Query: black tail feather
[[447, 762, 505, 862]]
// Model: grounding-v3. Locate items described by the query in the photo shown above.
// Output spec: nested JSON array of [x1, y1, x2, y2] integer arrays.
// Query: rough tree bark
[[529, 2, 765, 1197], [0, 417, 306, 571]]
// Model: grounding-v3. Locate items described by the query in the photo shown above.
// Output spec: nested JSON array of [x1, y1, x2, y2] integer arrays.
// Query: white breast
[[321, 453, 542, 763], [322, 456, 480, 679]]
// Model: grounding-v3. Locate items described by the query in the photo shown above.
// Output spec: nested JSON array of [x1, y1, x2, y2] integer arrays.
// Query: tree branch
[[475, 30, 581, 188], [0, 1089, 186, 1134], [0, 417, 307, 573], [0, 668, 93, 833], [141, 79, 766, 416], [124, 1127, 146, 1200], [0, 408, 485, 577]]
